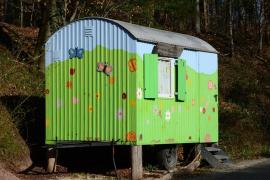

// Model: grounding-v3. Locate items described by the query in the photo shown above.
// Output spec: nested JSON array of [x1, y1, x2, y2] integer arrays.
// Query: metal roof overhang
[[50, 17, 218, 54]]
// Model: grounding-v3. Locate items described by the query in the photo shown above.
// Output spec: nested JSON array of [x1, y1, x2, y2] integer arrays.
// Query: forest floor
[[1, 157, 270, 179]]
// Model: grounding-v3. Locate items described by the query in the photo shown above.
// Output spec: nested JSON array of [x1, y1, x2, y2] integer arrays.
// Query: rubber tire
[[157, 146, 177, 170]]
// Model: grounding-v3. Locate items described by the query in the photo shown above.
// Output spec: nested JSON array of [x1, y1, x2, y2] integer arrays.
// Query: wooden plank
[[153, 43, 183, 58], [131, 145, 143, 180]]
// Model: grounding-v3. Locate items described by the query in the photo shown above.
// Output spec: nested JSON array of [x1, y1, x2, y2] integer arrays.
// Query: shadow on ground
[[0, 95, 141, 177]]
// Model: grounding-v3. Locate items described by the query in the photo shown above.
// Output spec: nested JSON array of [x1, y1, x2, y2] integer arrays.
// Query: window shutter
[[177, 59, 186, 101], [144, 54, 158, 99]]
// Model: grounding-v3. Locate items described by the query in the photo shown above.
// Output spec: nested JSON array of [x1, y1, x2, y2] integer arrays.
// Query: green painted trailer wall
[[45, 18, 218, 146], [135, 44, 218, 145], [45, 46, 138, 144]]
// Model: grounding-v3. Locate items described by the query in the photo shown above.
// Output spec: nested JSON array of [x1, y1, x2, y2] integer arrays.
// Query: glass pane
[[158, 60, 171, 96]]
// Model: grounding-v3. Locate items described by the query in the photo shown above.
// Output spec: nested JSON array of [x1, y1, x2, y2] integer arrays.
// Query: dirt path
[[0, 164, 20, 180], [172, 158, 270, 180], [3, 158, 270, 179]]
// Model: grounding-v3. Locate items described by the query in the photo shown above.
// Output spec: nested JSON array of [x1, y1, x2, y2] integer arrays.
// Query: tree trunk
[[196, 0, 201, 33], [34, 0, 51, 72], [204, 0, 209, 32], [20, 0, 23, 27], [229, 0, 234, 56], [50, 0, 59, 33], [212, 0, 216, 16], [258, 0, 264, 53], [0, 0, 3, 21]]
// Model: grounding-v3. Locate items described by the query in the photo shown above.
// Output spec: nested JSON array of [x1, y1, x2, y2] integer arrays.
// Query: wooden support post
[[47, 147, 57, 173], [131, 145, 143, 180]]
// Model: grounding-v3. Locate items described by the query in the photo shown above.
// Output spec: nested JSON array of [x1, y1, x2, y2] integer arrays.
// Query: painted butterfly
[[68, 47, 84, 59], [96, 62, 113, 76]]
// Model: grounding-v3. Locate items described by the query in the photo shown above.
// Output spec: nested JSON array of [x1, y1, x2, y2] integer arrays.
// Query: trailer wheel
[[46, 148, 56, 173], [157, 145, 177, 170]]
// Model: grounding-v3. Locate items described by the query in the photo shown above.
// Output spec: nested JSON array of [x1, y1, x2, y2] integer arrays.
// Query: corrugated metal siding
[[136, 48, 200, 145], [45, 19, 137, 144]]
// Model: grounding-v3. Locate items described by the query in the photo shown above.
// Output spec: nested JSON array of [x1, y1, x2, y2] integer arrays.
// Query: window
[[157, 57, 175, 98]]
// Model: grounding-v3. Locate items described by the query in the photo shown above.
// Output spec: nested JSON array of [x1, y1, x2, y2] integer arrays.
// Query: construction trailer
[[44, 17, 218, 172]]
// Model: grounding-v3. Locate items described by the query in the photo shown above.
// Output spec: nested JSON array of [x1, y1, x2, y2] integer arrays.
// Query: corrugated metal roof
[[50, 17, 217, 53]]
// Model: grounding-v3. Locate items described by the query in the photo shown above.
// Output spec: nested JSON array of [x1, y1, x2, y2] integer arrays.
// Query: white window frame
[[157, 57, 175, 99]]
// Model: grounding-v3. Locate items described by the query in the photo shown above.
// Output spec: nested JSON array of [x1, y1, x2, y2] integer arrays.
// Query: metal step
[[205, 147, 221, 152], [214, 154, 229, 161], [198, 144, 233, 169]]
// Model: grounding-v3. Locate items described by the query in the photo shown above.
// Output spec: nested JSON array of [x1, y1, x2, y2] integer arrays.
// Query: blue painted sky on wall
[[137, 42, 217, 75], [45, 19, 136, 67]]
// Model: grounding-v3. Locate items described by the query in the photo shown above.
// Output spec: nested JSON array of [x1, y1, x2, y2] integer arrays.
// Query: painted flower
[[70, 68, 75, 76], [126, 131, 136, 141], [96, 92, 100, 99], [208, 80, 214, 89], [72, 96, 79, 104], [136, 88, 142, 99], [200, 107, 206, 114], [192, 99, 195, 106], [128, 58, 137, 72], [204, 133, 212, 142], [152, 106, 159, 115], [109, 76, 115, 84], [116, 108, 125, 120], [165, 111, 171, 121], [56, 98, 63, 108], [129, 99, 136, 107], [122, 92, 127, 99], [88, 105, 93, 112], [66, 81, 72, 88], [205, 101, 209, 108]]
